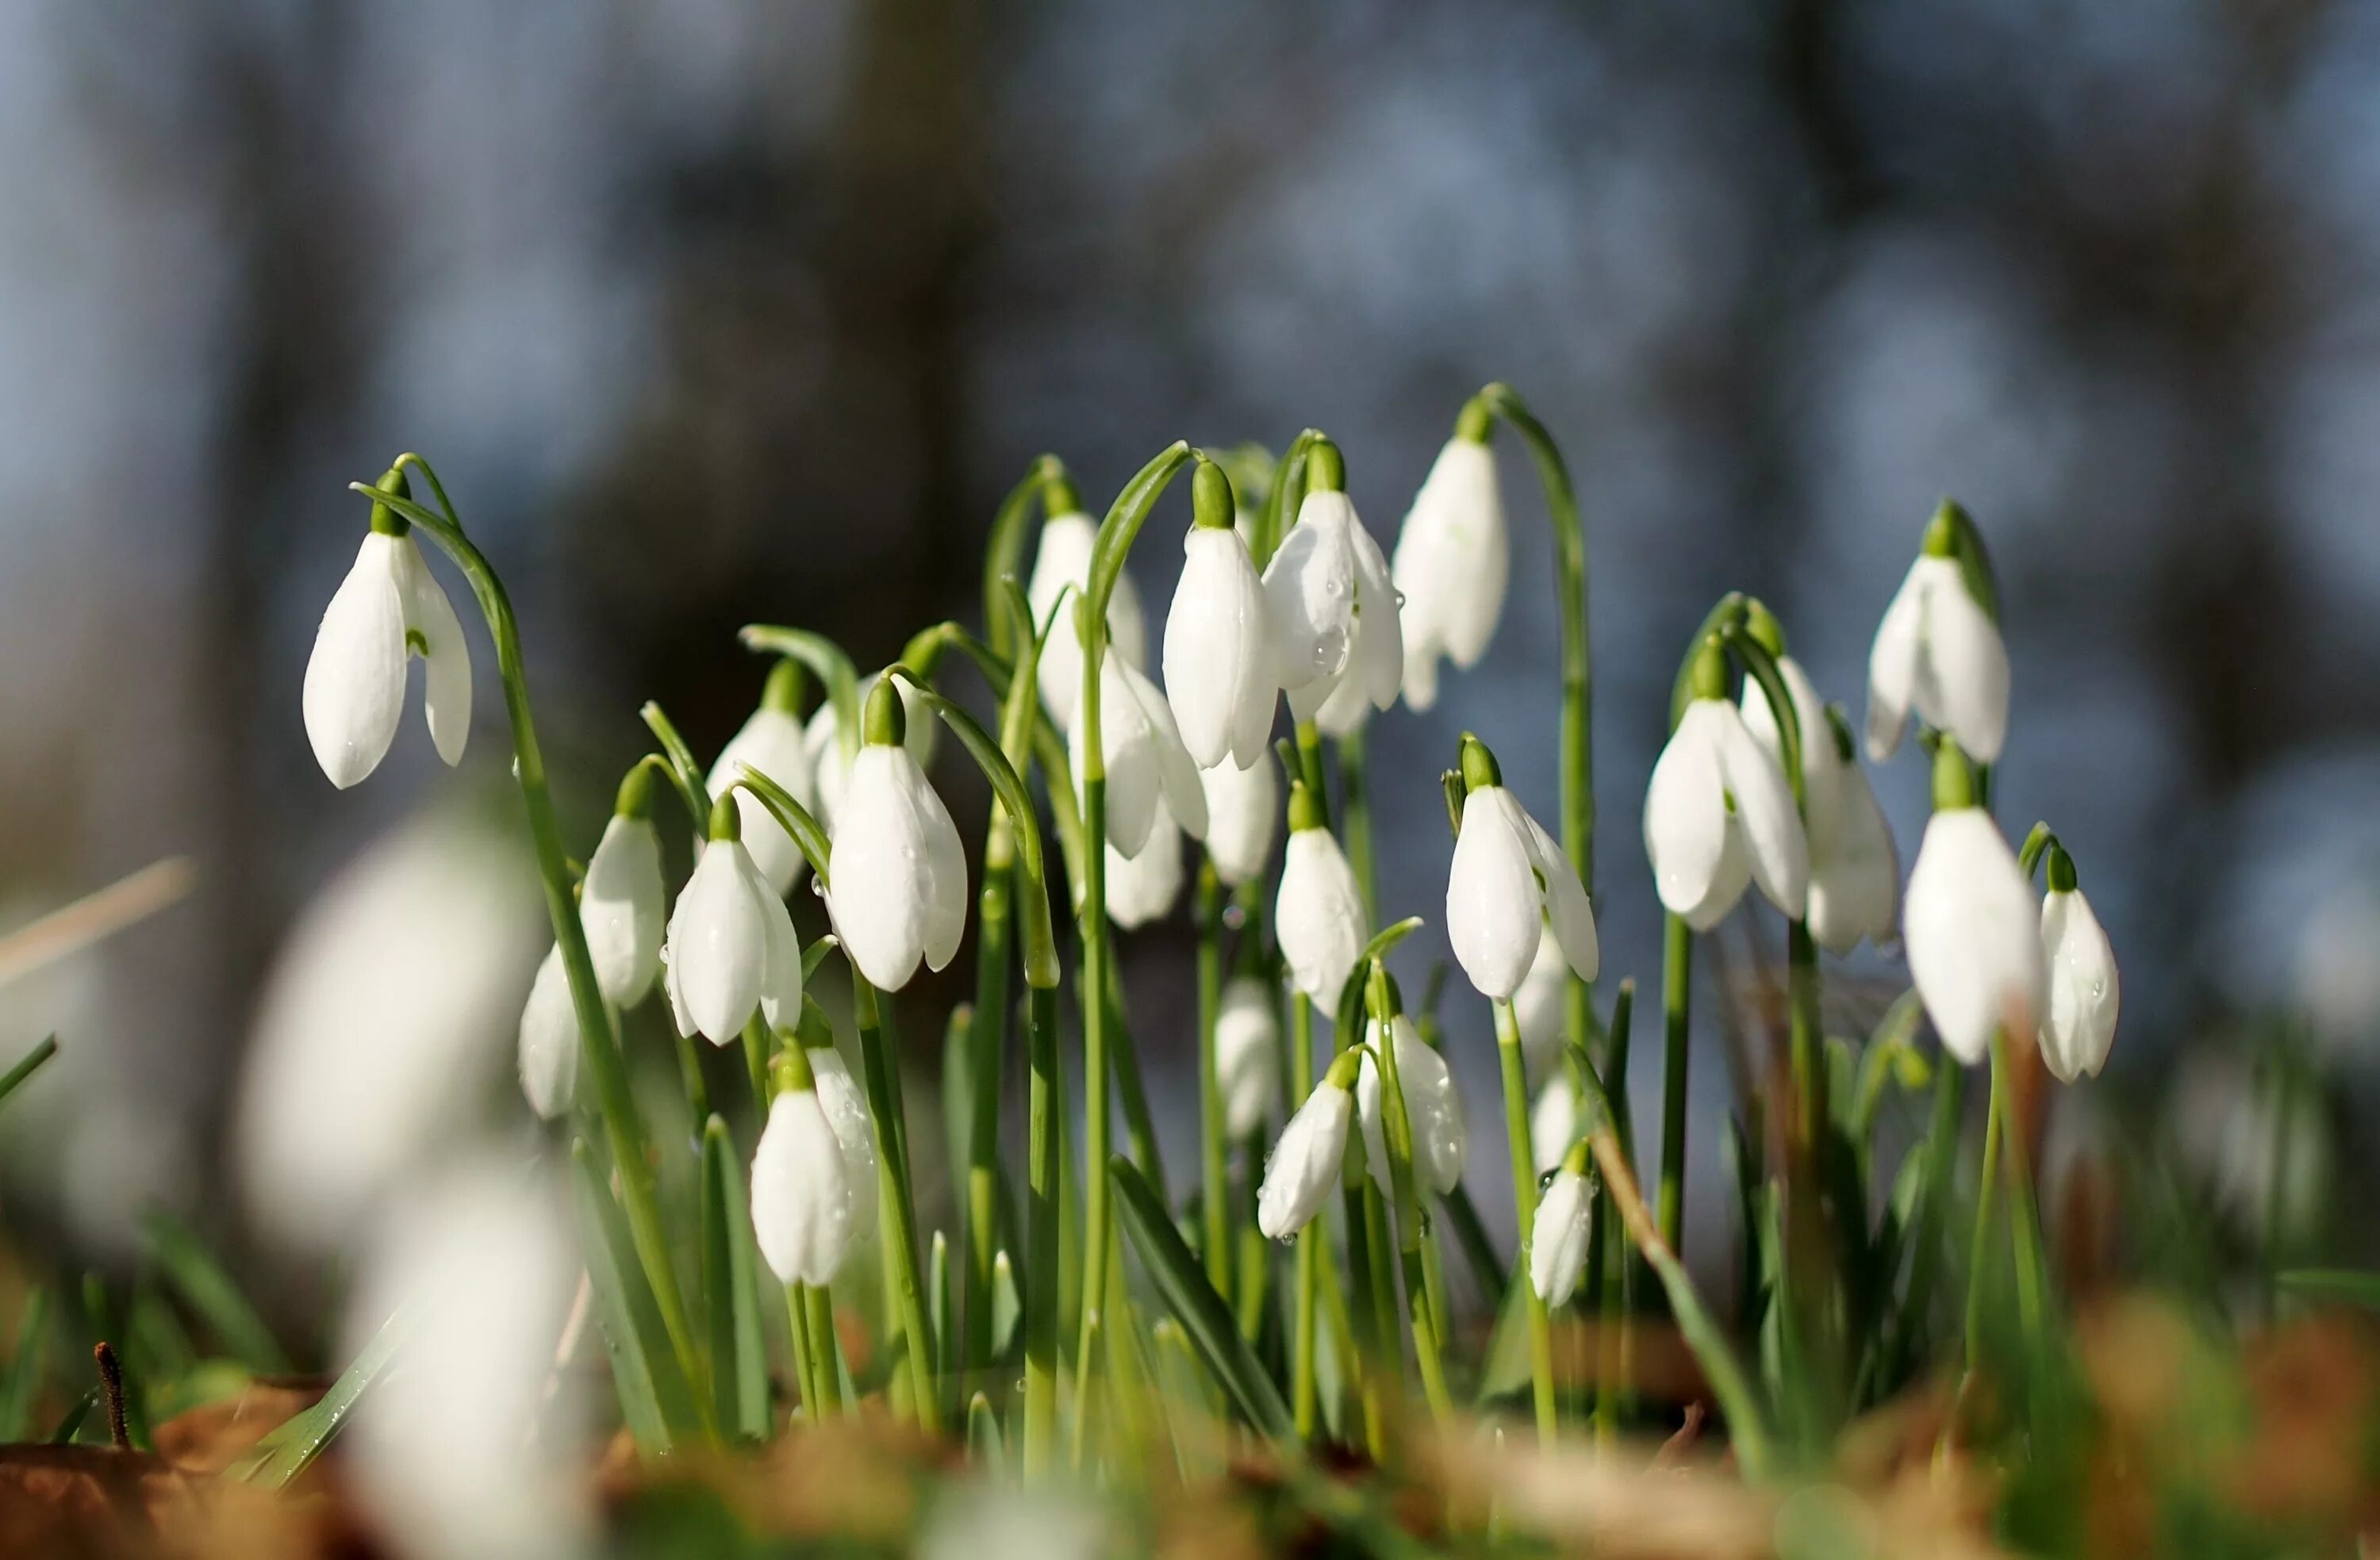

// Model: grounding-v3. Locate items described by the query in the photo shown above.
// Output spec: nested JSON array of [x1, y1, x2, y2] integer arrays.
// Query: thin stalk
[[1291, 992, 1320, 1439], [1656, 913, 1693, 1249], [1787, 921, 1823, 1155], [740, 1021, 770, 1118], [1595, 980, 1636, 1444], [1993, 1030, 2049, 1352], [1374, 979, 1454, 1427], [1963, 1042, 2005, 1374], [810, 1286, 844, 1416], [1196, 860, 1230, 1294], [964, 841, 1012, 1386], [853, 975, 940, 1435], [1023, 983, 1063, 1475], [1340, 728, 1378, 921], [1070, 767, 1112, 1469], [1106, 951, 1168, 1194], [362, 470, 704, 1426], [1496, 999, 1559, 1446], [787, 1286, 820, 1420], [674, 1029, 712, 1125]]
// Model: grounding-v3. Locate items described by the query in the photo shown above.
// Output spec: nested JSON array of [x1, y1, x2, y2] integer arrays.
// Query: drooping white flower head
[[1865, 505, 2010, 765], [1261, 464, 1403, 728], [1105, 803, 1184, 929], [1902, 744, 2045, 1067], [1446, 735, 1599, 1001], [751, 1056, 858, 1288], [582, 784, 666, 1007], [1275, 785, 1367, 1013], [2040, 845, 2119, 1082], [804, 1037, 880, 1234], [1392, 435, 1507, 712], [1530, 1075, 1580, 1176], [1215, 977, 1281, 1140], [1807, 760, 1902, 956], [1027, 510, 1146, 730], [1072, 657, 1209, 859], [1738, 637, 1845, 856], [806, 670, 937, 832], [708, 661, 818, 895], [344, 1151, 589, 1560], [1200, 754, 1278, 887], [1530, 1158, 1595, 1307], [303, 523, 472, 788], [1511, 926, 1572, 1083], [1163, 473, 1277, 771], [1645, 642, 1809, 929], [824, 681, 968, 991], [661, 794, 803, 1045], [1256, 1052, 1361, 1239], [1356, 1012, 1467, 1198], [516, 944, 577, 1121]]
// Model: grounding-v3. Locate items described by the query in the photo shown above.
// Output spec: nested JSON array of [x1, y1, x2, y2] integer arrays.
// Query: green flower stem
[[674, 1028, 712, 1125], [787, 1284, 821, 1419], [1963, 1037, 2005, 1375], [852, 974, 939, 1435], [983, 455, 1073, 660], [1993, 1029, 2049, 1353], [1104, 949, 1169, 1193], [1290, 991, 1320, 1439], [1495, 998, 1559, 1446], [1293, 722, 1330, 819], [1340, 728, 1378, 921], [1656, 912, 1693, 1250], [966, 831, 1013, 1378], [809, 1285, 844, 1416], [1371, 972, 1454, 1428], [356, 470, 707, 1432], [1196, 860, 1231, 1294], [739, 1018, 770, 1120], [1595, 979, 1636, 1446], [1022, 979, 1064, 1477]]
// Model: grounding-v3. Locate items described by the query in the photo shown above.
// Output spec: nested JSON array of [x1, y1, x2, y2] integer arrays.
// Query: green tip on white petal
[[1930, 737, 1979, 812], [1922, 498, 1964, 558], [1743, 599, 1785, 657], [862, 676, 908, 748], [1458, 732, 1503, 791], [2046, 841, 2079, 893], [1288, 779, 1326, 834], [367, 466, 410, 536], [1190, 456, 1236, 530], [614, 757, 659, 820], [1453, 393, 1495, 445], [1687, 635, 1730, 703], [770, 1038, 817, 1096], [1322, 1049, 1365, 1090], [708, 789, 743, 843], [762, 657, 806, 715], [1306, 436, 1345, 493]]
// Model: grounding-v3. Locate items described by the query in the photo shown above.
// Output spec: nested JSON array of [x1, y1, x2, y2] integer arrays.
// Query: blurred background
[[3, 0, 2379, 1325]]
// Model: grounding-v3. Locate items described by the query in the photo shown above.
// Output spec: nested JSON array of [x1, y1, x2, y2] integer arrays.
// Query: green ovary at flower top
[[821, 680, 969, 994], [661, 790, 803, 1046]]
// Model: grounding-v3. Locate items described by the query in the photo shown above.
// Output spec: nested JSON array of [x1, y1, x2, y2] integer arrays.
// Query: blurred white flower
[[708, 670, 816, 895], [581, 811, 664, 1006], [1511, 926, 1571, 1083], [2294, 881, 2380, 1053], [1355, 1014, 1465, 1198], [1275, 810, 1365, 1011], [807, 1043, 878, 1235], [1262, 488, 1403, 728], [751, 1086, 858, 1286], [1530, 1163, 1595, 1306], [238, 813, 539, 1251], [516, 945, 577, 1120], [1903, 807, 2043, 1066], [1105, 804, 1184, 929], [1027, 511, 1146, 730], [303, 528, 471, 788], [1163, 520, 1276, 770], [1200, 756, 1277, 887], [1530, 1075, 1578, 1177], [1392, 437, 1507, 711], [1864, 551, 2009, 765], [919, 1488, 1114, 1560], [1806, 762, 1902, 956], [1257, 1064, 1355, 1239], [1071, 657, 1208, 859], [344, 1151, 588, 1560], [1215, 977, 1280, 1140], [2040, 851, 2119, 1082]]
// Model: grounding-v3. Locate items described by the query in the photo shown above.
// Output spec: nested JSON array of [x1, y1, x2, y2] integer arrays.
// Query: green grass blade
[[2277, 1269, 2380, 1309], [570, 1139, 702, 1455], [0, 1036, 57, 1113], [1108, 1156, 1292, 1441], [0, 1290, 49, 1440], [231, 1312, 403, 1486], [140, 1213, 291, 1374], [46, 1389, 95, 1445], [967, 1389, 1006, 1473], [700, 1118, 770, 1441]]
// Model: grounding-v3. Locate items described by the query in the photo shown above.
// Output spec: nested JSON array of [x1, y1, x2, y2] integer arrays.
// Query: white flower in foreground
[[1200, 755, 1278, 886], [1530, 1158, 1595, 1307], [1865, 508, 2009, 764], [708, 661, 817, 894], [1447, 735, 1598, 1000], [344, 1153, 587, 1560], [1356, 1013, 1467, 1197], [303, 524, 471, 788], [516, 945, 577, 1120], [919, 1489, 1115, 1560], [1105, 804, 1184, 929], [805, 670, 937, 832], [662, 795, 802, 1044], [2040, 846, 2119, 1082], [1645, 646, 1808, 929], [1257, 1052, 1361, 1239], [1027, 510, 1146, 730], [1072, 656, 1209, 858], [825, 684, 968, 991], [1512, 926, 1571, 1083], [240, 812, 539, 1251], [1530, 1076, 1579, 1176], [1262, 479, 1403, 727], [1902, 747, 2044, 1066], [1215, 977, 1281, 1140], [1807, 760, 1901, 955], [751, 1063, 858, 1287], [1392, 435, 1507, 711], [1163, 498, 1277, 770], [1276, 787, 1366, 1012], [582, 804, 665, 1007], [806, 1039, 879, 1234]]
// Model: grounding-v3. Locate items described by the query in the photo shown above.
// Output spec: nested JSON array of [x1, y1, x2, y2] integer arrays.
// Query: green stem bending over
[[1495, 999, 1558, 1447]]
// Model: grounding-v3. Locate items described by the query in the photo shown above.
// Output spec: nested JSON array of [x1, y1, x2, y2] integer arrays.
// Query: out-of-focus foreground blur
[[2, 1, 2378, 1313]]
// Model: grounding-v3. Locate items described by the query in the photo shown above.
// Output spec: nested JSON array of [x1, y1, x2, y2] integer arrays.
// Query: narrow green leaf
[[568, 1140, 701, 1455], [637, 702, 713, 828], [0, 1036, 58, 1112], [141, 1213, 291, 1374], [739, 627, 861, 764], [991, 1250, 1021, 1359], [231, 1313, 404, 1486], [1331, 918, 1427, 1037], [801, 934, 841, 983], [46, 1389, 94, 1445], [0, 1290, 49, 1441], [700, 1118, 770, 1441], [2277, 1270, 2380, 1309], [732, 767, 833, 892], [1108, 1156, 1292, 1441]]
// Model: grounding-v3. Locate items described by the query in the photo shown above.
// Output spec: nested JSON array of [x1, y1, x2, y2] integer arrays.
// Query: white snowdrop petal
[[1106, 805, 1184, 929], [582, 814, 665, 1008], [751, 855, 804, 1031], [1447, 788, 1545, 1002], [1645, 702, 1737, 923], [907, 752, 971, 975], [1121, 660, 1209, 841], [1903, 810, 2044, 1066], [1348, 514, 1406, 711], [397, 535, 474, 768], [827, 747, 935, 991], [1741, 656, 1844, 855], [1260, 504, 1356, 696], [1807, 765, 1900, 956], [1308, 668, 1374, 738], [302, 535, 412, 789], [516, 945, 578, 1120], [1520, 807, 1600, 983], [1917, 564, 2011, 765], [710, 708, 816, 894], [674, 842, 771, 1043], [1200, 757, 1277, 886], [751, 1092, 856, 1287], [1352, 1016, 1465, 1197], [1864, 558, 1929, 761], [1215, 978, 1281, 1140], [1165, 529, 1276, 772], [1714, 703, 1810, 920], [1512, 926, 1572, 1083], [808, 1047, 880, 1233], [1257, 1082, 1351, 1239], [1530, 1169, 1595, 1307], [1276, 830, 1366, 1010], [2041, 889, 2120, 1082]]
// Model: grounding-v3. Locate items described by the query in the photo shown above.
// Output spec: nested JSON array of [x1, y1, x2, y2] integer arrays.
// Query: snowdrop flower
[[1737, 620, 1844, 855], [1261, 450, 1403, 728], [1902, 742, 2044, 1066], [1806, 755, 1901, 956], [708, 661, 817, 894], [806, 670, 937, 831], [1275, 783, 1366, 1012], [1356, 1012, 1467, 1197], [1071, 655, 1209, 858], [344, 1152, 588, 1560], [1392, 435, 1507, 711], [824, 681, 968, 991], [1215, 977, 1281, 1140], [1200, 755, 1277, 886], [1511, 927, 1572, 1083], [1645, 639, 1808, 929], [582, 769, 666, 1006], [1163, 463, 1277, 770], [1027, 508, 1146, 730], [1447, 734, 1599, 1001], [1257, 1051, 1362, 1239], [1865, 503, 2010, 764], [750, 1047, 859, 1286], [802, 1023, 880, 1234], [662, 792, 802, 1044], [2039, 843, 2119, 1082], [1530, 1149, 1595, 1307], [302, 507, 471, 788], [1530, 1076, 1579, 1176], [516, 945, 576, 1120], [1105, 804, 1184, 929]]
